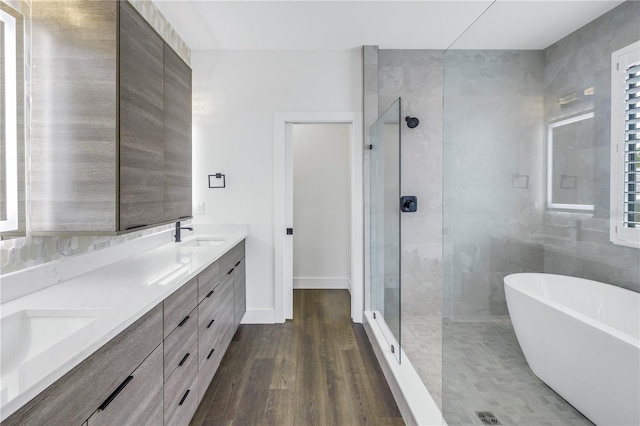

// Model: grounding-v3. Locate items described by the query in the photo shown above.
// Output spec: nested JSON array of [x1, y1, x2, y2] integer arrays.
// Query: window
[[611, 41, 640, 248]]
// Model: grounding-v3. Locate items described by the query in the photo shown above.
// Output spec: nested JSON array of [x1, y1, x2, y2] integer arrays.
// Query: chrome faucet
[[175, 221, 193, 242]]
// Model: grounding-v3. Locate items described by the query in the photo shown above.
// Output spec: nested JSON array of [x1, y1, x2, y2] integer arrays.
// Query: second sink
[[180, 238, 225, 248]]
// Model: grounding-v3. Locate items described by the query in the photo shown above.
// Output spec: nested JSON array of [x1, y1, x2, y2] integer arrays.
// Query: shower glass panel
[[442, 47, 547, 424], [442, 2, 640, 425], [370, 97, 401, 362]]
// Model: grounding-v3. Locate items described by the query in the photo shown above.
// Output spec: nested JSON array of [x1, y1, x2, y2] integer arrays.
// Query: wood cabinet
[[119, 2, 165, 230], [234, 256, 247, 329], [163, 277, 199, 426], [197, 275, 234, 400], [1, 241, 246, 426], [164, 306, 197, 382], [87, 345, 164, 426], [164, 341, 198, 426], [30, 0, 192, 234], [163, 44, 192, 222], [196, 242, 245, 402], [164, 277, 197, 339]]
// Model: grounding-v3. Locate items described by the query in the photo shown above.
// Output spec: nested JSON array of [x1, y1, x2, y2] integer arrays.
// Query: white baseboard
[[240, 309, 275, 324], [293, 277, 351, 290]]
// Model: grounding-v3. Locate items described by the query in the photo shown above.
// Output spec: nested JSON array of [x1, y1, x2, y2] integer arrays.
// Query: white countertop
[[0, 224, 247, 421]]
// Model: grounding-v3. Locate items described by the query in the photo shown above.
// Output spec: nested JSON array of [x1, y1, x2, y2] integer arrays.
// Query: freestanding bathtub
[[504, 273, 639, 426]]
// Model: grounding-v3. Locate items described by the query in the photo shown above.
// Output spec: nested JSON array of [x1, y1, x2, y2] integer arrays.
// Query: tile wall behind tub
[[0, 0, 191, 276], [378, 50, 445, 320], [443, 50, 545, 318], [541, 0, 640, 292]]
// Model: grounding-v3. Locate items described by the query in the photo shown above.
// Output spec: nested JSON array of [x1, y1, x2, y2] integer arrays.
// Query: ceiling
[[152, 0, 625, 50]]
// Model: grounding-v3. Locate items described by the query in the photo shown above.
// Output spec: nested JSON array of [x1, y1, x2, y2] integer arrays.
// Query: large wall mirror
[[0, 2, 25, 239], [547, 112, 596, 211]]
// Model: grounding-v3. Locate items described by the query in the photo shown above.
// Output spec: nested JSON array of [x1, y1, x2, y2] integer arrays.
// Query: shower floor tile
[[402, 316, 594, 426]]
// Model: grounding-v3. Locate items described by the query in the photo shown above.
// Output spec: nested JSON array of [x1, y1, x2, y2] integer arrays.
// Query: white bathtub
[[504, 273, 640, 426]]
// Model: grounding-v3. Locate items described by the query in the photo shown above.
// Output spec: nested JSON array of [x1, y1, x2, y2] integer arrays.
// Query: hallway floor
[[191, 289, 404, 426]]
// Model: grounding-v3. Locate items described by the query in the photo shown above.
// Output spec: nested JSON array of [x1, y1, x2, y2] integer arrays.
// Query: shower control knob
[[400, 196, 418, 213]]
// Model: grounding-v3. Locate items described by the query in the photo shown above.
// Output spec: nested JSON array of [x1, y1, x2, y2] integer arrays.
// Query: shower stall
[[366, 2, 640, 425]]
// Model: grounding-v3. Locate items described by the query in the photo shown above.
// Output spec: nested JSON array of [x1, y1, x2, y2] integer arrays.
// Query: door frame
[[274, 112, 363, 323]]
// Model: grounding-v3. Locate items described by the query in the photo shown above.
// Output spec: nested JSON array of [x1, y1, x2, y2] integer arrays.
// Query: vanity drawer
[[198, 306, 229, 366], [197, 336, 226, 402], [164, 341, 198, 426], [87, 344, 163, 426], [198, 278, 233, 359], [165, 375, 198, 426], [219, 248, 238, 276], [198, 273, 232, 326], [164, 276, 197, 338], [197, 260, 220, 303], [229, 240, 244, 265], [164, 306, 197, 382]]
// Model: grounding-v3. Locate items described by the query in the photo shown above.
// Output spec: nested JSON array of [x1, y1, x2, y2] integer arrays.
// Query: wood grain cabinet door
[[118, 2, 165, 231], [87, 344, 164, 426], [234, 255, 246, 329], [163, 44, 192, 222], [30, 0, 118, 233]]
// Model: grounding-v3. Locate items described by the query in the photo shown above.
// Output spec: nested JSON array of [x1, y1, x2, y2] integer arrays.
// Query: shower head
[[405, 116, 420, 129]]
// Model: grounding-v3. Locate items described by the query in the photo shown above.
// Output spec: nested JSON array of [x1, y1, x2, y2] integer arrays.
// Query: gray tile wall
[[541, 0, 640, 292], [0, 0, 191, 276], [378, 50, 445, 320], [363, 45, 378, 311], [367, 1, 640, 325], [443, 50, 545, 318]]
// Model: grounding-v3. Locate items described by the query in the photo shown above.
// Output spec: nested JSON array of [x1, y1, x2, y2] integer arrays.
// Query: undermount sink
[[180, 238, 226, 248], [1, 308, 110, 373]]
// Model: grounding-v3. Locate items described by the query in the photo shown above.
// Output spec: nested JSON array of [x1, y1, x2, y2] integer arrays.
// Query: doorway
[[273, 112, 363, 323], [292, 123, 351, 296]]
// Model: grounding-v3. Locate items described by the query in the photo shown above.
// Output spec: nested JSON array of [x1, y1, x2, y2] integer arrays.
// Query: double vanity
[[0, 1, 234, 424], [0, 225, 247, 426]]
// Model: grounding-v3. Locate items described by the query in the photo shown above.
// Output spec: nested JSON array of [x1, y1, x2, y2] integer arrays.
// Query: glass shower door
[[370, 98, 402, 362]]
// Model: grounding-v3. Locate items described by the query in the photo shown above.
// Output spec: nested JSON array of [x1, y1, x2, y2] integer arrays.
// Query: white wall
[[292, 123, 351, 290], [192, 49, 362, 322]]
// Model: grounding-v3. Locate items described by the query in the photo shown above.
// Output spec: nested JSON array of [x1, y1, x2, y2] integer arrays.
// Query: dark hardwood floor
[[191, 289, 404, 426]]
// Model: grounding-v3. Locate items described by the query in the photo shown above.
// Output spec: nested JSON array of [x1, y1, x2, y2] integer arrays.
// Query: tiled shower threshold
[[363, 311, 446, 426]]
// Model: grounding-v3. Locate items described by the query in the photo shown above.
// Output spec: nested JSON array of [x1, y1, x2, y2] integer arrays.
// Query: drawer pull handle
[[178, 352, 190, 367], [234, 261, 241, 267], [178, 389, 191, 406], [207, 348, 215, 359], [125, 224, 147, 230], [178, 315, 190, 327], [98, 375, 134, 411], [207, 319, 215, 328], [227, 268, 234, 275], [206, 290, 214, 298]]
